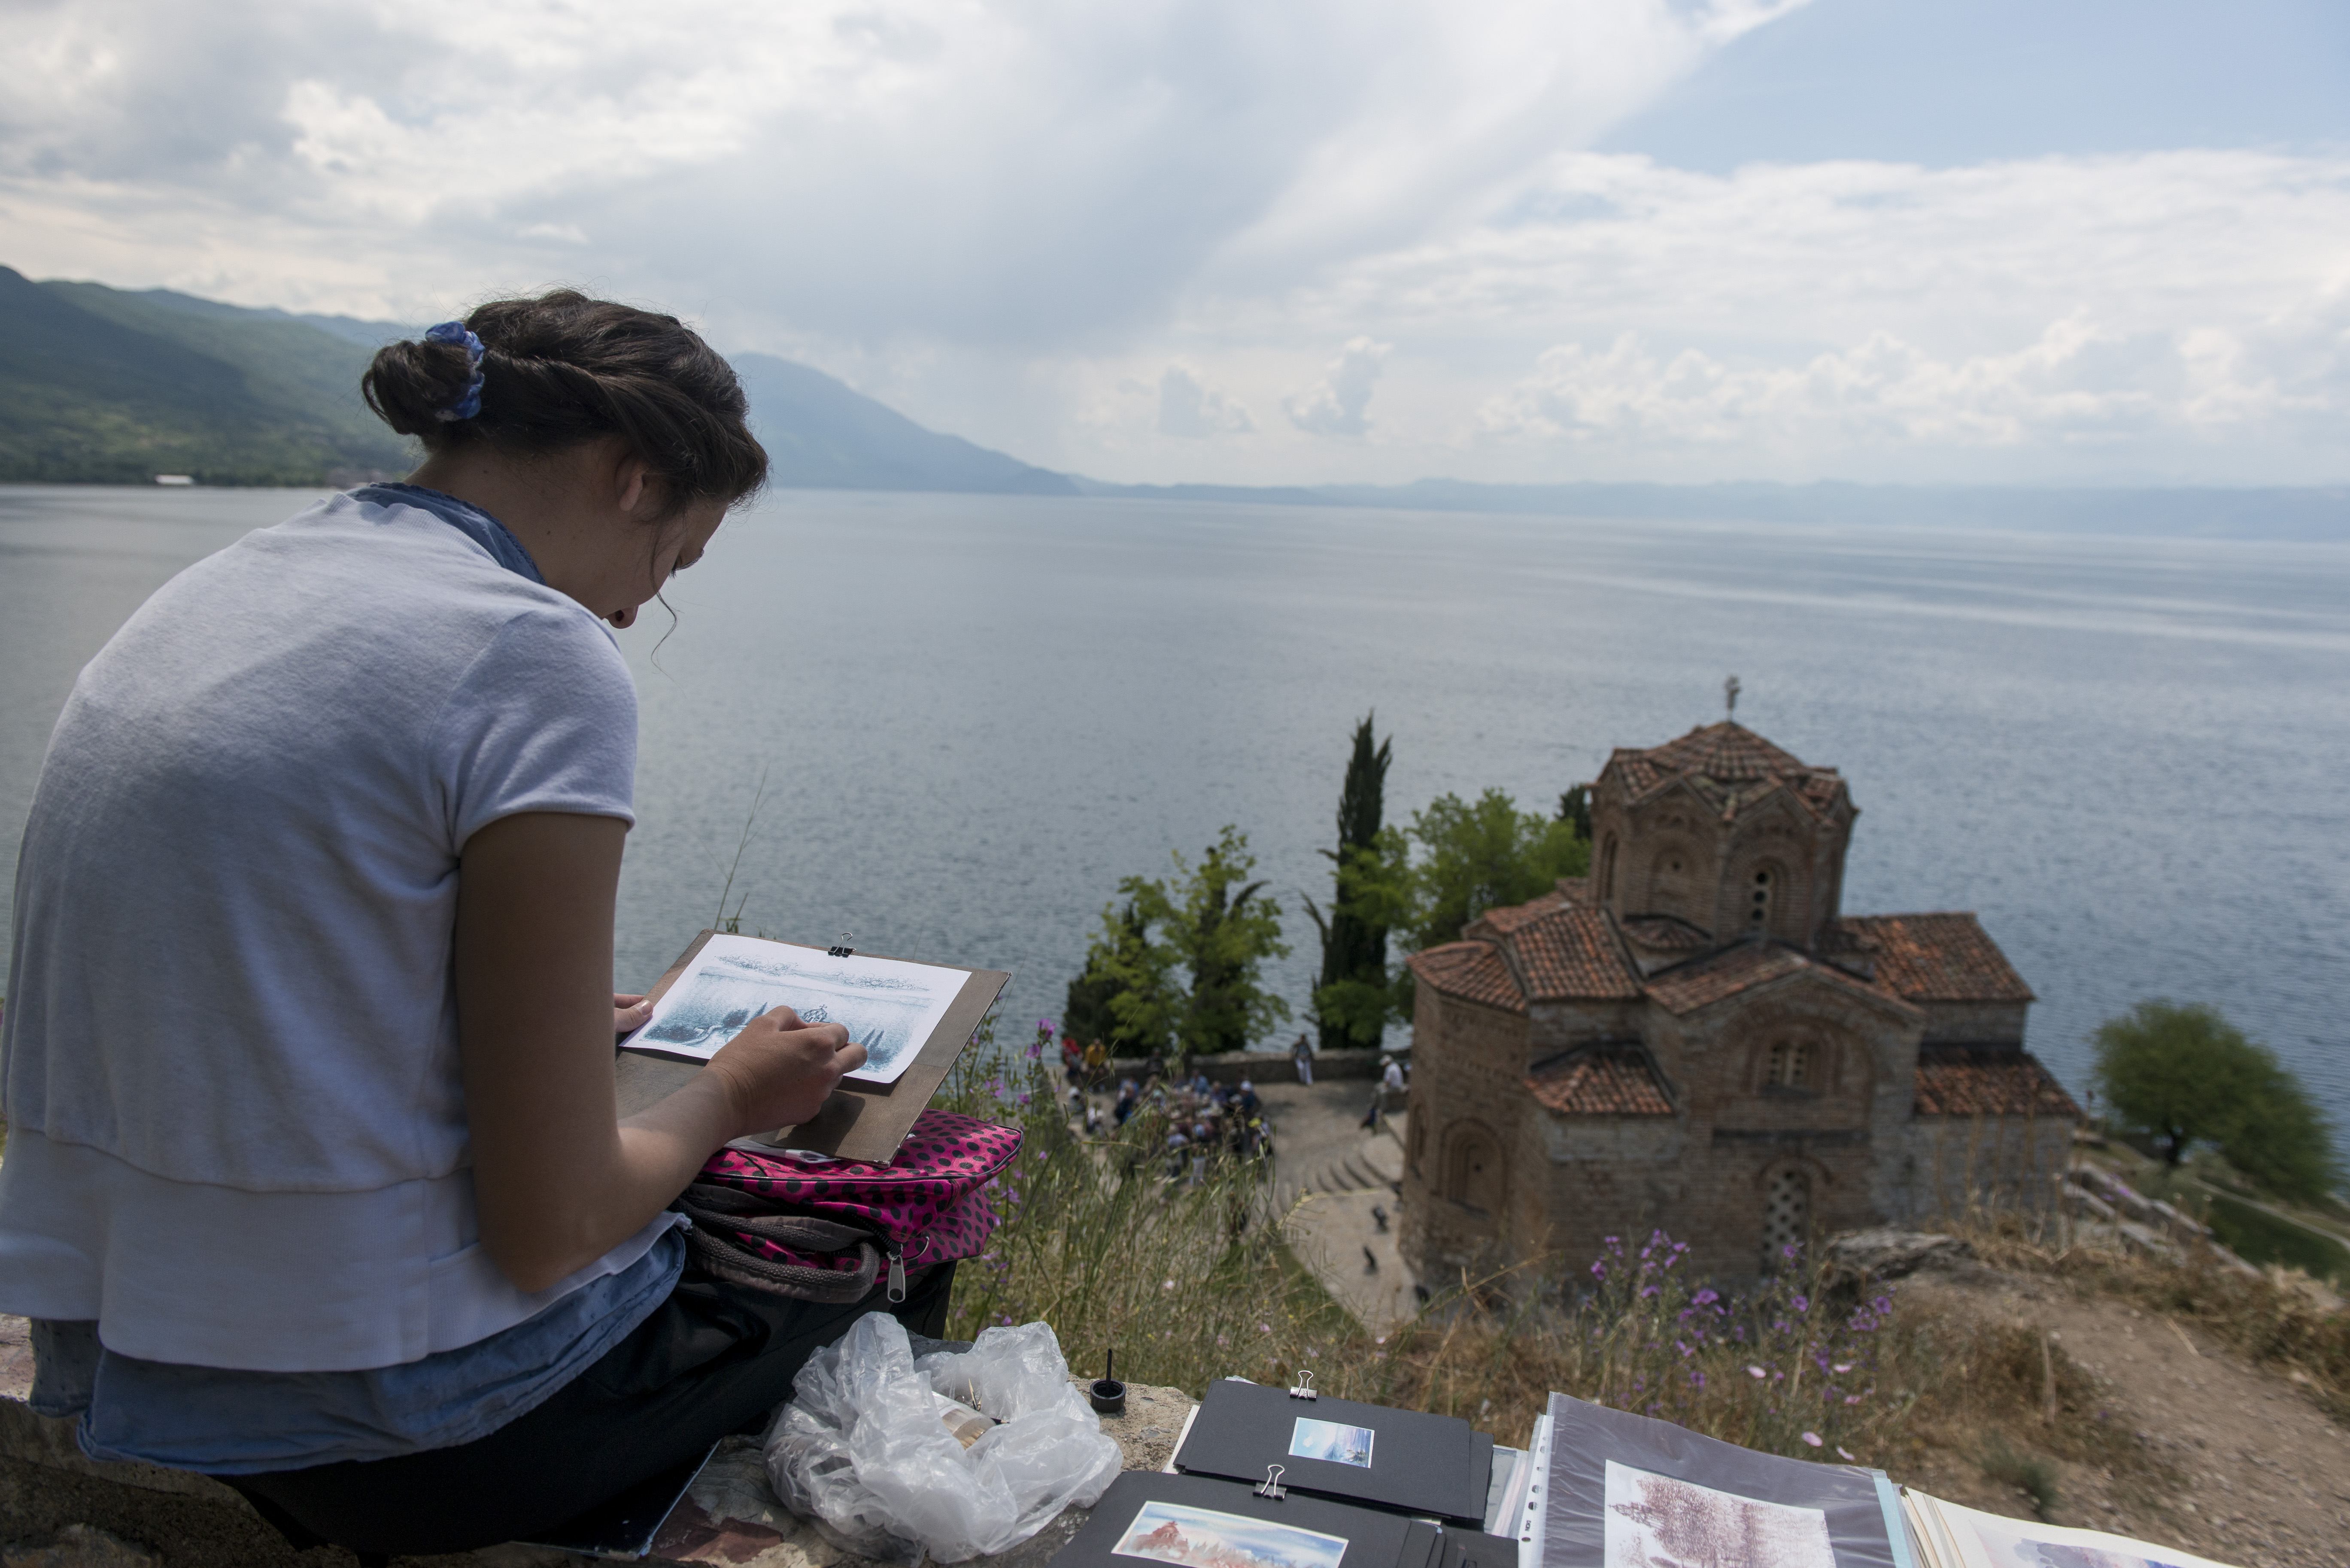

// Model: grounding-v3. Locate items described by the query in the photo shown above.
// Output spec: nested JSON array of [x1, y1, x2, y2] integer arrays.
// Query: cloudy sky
[[4, 0, 2345, 485]]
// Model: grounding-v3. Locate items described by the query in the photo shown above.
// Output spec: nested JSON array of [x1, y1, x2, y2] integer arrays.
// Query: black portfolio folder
[[1055, 1472, 1444, 1568], [1172, 1380, 1493, 1526], [1434, 1529, 1519, 1568]]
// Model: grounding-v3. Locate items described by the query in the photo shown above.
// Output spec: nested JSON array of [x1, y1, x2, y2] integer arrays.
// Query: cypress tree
[[1307, 715, 1394, 1052]]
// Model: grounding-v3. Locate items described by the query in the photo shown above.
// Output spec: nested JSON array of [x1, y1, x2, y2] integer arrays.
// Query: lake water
[[4, 484, 2347, 1135]]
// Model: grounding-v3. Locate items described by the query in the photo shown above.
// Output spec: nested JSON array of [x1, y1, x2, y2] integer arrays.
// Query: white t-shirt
[[0, 491, 671, 1371]]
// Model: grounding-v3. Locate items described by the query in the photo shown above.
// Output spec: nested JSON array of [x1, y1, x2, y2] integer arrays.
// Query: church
[[1398, 721, 2078, 1281]]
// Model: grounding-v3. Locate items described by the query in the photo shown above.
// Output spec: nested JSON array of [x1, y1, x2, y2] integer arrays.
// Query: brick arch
[[1725, 816, 1813, 942], [1637, 834, 1707, 927], [1718, 1002, 1876, 1109], [1753, 1153, 1832, 1271], [1439, 1119, 1506, 1217]]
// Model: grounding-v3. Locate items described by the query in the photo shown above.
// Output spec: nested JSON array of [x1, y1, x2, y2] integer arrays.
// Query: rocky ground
[[1889, 1255, 2350, 1568]]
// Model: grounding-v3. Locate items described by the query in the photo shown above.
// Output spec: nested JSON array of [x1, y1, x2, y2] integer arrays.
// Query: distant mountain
[[0, 270, 1078, 493], [0, 267, 414, 485], [1072, 476, 2350, 540], [5, 270, 2341, 535], [730, 353, 1077, 496]]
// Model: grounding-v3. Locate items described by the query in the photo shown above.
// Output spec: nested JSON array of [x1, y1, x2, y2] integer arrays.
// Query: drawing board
[[614, 929, 1008, 1163]]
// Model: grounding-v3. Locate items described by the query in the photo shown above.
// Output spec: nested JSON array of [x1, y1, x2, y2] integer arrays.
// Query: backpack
[[674, 1109, 1023, 1304]]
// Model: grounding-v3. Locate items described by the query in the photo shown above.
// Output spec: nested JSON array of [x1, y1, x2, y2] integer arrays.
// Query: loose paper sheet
[[621, 934, 956, 1086]]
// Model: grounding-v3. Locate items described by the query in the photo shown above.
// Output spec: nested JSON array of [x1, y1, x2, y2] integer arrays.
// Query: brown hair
[[362, 290, 767, 513]]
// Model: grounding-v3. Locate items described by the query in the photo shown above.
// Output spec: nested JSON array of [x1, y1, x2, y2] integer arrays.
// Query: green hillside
[[0, 268, 414, 485]]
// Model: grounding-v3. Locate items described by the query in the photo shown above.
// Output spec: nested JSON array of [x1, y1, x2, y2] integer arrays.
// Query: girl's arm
[[453, 811, 863, 1292]]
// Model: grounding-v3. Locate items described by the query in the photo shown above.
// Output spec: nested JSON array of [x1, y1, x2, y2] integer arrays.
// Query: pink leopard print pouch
[[681, 1110, 1023, 1301]]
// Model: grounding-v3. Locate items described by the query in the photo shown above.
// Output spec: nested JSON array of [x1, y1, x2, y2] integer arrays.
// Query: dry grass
[[1962, 1210, 2350, 1421]]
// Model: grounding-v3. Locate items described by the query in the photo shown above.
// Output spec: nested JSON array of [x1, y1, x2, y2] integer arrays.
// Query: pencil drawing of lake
[[3, 485, 2346, 1127]]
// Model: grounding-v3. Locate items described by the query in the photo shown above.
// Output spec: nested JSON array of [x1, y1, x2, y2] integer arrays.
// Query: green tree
[[1305, 716, 1411, 1052], [1078, 827, 1293, 1063], [2093, 1000, 2340, 1201], [1063, 901, 1162, 1055], [1398, 788, 1590, 953], [1557, 783, 1592, 841]]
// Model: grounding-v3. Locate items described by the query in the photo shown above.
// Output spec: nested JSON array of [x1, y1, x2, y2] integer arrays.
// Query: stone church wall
[[1400, 986, 1530, 1276], [1899, 1116, 2072, 1222]]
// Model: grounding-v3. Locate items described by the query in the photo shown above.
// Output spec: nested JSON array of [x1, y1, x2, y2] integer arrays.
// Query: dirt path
[[1901, 1265, 2350, 1568]]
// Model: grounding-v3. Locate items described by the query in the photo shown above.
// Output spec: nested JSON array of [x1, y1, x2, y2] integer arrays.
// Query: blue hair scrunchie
[[423, 320, 486, 422]]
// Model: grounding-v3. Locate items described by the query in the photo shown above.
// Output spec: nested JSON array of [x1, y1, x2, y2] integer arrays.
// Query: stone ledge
[[1105, 1049, 1394, 1086], [2, 1314, 1196, 1568]]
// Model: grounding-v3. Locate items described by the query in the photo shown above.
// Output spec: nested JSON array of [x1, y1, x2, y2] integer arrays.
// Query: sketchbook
[[1054, 1471, 1450, 1568], [1900, 1489, 2241, 1568], [1530, 1393, 1908, 1568], [614, 928, 1009, 1163], [1173, 1378, 1494, 1528]]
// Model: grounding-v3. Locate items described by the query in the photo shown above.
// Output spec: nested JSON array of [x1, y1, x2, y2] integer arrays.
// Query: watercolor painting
[[1961, 1511, 2200, 1568], [1111, 1501, 1349, 1568], [625, 934, 955, 1085], [1603, 1460, 1834, 1568], [1289, 1418, 1375, 1469]]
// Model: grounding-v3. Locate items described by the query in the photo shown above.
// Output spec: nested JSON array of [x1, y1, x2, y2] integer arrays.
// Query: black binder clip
[[1256, 1465, 1287, 1501], [827, 931, 855, 958], [1287, 1368, 1318, 1400]]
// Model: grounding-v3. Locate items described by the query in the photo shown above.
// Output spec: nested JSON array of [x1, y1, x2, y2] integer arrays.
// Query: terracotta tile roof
[[1553, 877, 1592, 908], [1510, 907, 1644, 1001], [1622, 916, 1709, 952], [1643, 942, 1917, 1019], [1474, 889, 1568, 937], [1642, 721, 1816, 782], [1840, 914, 2034, 1003], [1527, 1045, 1674, 1116], [1913, 1045, 2080, 1118], [1603, 722, 1849, 823], [1406, 941, 1527, 1014]]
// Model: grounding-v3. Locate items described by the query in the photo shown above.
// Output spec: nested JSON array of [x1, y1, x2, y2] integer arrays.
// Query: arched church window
[[1749, 867, 1774, 932], [1761, 1166, 1810, 1270], [1600, 835, 1618, 902], [1442, 1124, 1503, 1217], [1765, 1040, 1810, 1089], [1649, 847, 1694, 921]]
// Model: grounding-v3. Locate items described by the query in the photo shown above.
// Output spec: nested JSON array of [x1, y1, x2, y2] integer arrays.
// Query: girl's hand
[[705, 1005, 868, 1135], [613, 993, 651, 1037]]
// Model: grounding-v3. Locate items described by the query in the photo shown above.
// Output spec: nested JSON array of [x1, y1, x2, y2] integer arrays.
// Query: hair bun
[[362, 337, 485, 437]]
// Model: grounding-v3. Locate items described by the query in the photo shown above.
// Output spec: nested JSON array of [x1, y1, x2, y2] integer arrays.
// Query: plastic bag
[[765, 1313, 1124, 1565]]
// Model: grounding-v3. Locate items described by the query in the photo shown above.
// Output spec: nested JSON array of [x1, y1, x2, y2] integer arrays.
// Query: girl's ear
[[613, 452, 654, 516]]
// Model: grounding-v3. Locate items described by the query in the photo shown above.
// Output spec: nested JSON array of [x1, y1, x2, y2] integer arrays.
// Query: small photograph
[[1111, 1499, 1349, 1568], [1289, 1417, 1376, 1469], [1603, 1460, 1835, 1568]]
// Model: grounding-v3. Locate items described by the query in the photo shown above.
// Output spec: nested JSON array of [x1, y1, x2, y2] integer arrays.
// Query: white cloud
[[1156, 364, 1254, 438], [0, 0, 1803, 337], [5, 0, 2347, 482], [1285, 337, 1393, 437]]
